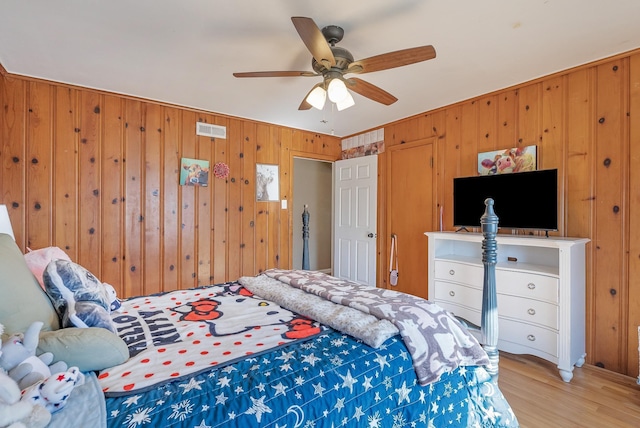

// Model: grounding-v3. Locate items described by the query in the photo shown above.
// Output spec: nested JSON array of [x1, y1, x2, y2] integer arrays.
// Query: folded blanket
[[238, 274, 399, 348], [261, 269, 489, 386]]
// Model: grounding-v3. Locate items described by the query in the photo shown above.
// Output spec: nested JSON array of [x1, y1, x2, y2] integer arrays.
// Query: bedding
[[100, 273, 518, 427], [248, 269, 490, 385], [105, 326, 517, 427], [98, 282, 325, 395]]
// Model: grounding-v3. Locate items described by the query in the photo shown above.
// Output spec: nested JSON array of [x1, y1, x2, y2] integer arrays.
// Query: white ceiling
[[2, 1, 639, 137]]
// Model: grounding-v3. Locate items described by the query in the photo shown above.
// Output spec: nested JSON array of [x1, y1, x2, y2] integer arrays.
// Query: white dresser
[[425, 231, 589, 382]]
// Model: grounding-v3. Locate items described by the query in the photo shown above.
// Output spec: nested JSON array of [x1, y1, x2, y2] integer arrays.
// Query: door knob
[[367, 233, 377, 238]]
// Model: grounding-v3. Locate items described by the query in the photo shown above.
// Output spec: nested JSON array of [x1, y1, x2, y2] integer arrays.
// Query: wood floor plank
[[500, 352, 640, 427]]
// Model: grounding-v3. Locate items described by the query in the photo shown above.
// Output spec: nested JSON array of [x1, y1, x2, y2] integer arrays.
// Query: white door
[[333, 156, 377, 286]]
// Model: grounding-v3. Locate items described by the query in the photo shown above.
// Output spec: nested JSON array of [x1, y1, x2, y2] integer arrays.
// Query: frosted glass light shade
[[327, 78, 349, 103], [306, 86, 326, 110], [0, 205, 15, 240], [336, 92, 355, 111]]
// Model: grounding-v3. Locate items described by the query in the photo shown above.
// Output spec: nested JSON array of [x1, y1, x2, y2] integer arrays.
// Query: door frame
[[288, 151, 337, 269]]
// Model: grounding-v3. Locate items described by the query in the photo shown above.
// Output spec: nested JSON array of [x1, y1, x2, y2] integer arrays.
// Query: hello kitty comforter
[[98, 282, 324, 395]]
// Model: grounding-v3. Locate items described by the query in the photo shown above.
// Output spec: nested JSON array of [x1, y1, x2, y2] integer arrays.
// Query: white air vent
[[196, 122, 226, 139]]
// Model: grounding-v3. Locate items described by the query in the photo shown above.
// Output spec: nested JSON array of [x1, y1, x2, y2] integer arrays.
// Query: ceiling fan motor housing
[[312, 46, 354, 74]]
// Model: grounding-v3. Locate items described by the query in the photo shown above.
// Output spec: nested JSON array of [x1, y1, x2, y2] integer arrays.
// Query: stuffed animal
[[21, 367, 84, 414], [43, 259, 117, 333], [0, 324, 51, 428], [0, 371, 51, 428], [0, 322, 68, 390]]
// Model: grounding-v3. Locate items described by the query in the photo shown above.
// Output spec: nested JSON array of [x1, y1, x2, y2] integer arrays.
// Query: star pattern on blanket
[[107, 330, 518, 427]]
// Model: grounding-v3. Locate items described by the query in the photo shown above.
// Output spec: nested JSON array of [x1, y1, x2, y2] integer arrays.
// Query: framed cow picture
[[256, 164, 279, 201], [180, 158, 210, 186], [477, 145, 537, 175]]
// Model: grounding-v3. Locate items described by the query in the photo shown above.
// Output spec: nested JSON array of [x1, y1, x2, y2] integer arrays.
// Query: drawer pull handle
[[527, 308, 536, 316], [449, 269, 455, 276], [449, 291, 455, 297], [527, 334, 536, 342], [527, 283, 536, 290]]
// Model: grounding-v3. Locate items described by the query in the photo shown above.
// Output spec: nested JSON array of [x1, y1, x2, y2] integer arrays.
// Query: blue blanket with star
[[105, 329, 518, 427]]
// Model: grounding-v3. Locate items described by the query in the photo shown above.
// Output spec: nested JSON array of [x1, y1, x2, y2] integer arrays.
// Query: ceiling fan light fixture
[[327, 78, 349, 103], [336, 92, 355, 111], [306, 86, 327, 110]]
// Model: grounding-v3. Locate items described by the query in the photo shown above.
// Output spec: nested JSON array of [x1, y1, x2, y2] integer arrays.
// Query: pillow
[[38, 327, 129, 372], [0, 233, 60, 334], [43, 259, 117, 333], [24, 246, 72, 290]]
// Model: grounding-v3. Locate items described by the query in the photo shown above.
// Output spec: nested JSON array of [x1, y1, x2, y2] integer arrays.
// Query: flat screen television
[[453, 169, 558, 231]]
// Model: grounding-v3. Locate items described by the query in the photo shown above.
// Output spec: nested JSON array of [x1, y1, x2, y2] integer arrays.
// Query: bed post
[[481, 198, 499, 381], [302, 205, 310, 270]]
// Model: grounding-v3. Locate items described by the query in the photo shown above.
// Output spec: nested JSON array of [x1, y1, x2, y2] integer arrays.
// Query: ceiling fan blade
[[347, 45, 436, 74], [299, 99, 312, 110], [233, 71, 317, 78], [291, 17, 336, 69], [346, 78, 398, 105]]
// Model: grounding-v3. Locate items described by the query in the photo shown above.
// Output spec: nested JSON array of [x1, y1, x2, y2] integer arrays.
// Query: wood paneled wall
[[0, 70, 341, 300], [374, 49, 640, 377], [3, 47, 640, 378]]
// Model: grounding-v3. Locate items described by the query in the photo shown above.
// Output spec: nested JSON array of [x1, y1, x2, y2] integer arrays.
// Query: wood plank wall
[[2, 47, 640, 378], [0, 70, 341, 300], [374, 49, 640, 377]]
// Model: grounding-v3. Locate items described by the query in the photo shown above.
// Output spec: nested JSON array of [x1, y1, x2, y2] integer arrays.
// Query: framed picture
[[180, 158, 210, 186], [477, 145, 537, 175], [256, 164, 279, 201]]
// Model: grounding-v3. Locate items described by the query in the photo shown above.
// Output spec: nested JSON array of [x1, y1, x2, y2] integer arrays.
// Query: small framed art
[[256, 164, 279, 201], [180, 158, 210, 186]]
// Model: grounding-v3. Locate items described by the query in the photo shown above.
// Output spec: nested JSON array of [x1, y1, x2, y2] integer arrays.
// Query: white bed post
[[481, 198, 499, 381]]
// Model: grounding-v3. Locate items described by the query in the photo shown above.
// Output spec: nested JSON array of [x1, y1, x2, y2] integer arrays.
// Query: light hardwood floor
[[499, 352, 640, 427]]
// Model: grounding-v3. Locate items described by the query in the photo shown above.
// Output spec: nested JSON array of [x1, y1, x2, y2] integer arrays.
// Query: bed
[[0, 198, 518, 427]]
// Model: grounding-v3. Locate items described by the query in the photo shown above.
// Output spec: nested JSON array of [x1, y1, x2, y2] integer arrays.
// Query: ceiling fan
[[233, 17, 436, 111]]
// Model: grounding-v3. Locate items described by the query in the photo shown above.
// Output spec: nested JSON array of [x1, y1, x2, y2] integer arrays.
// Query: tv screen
[[453, 169, 558, 230]]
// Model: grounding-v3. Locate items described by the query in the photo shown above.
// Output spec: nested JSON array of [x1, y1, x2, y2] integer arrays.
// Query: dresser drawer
[[434, 281, 483, 309], [434, 260, 483, 288], [497, 270, 558, 304], [500, 318, 558, 357], [498, 294, 558, 330]]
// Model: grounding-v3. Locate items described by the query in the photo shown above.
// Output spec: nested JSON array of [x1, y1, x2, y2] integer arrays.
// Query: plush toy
[[43, 259, 117, 333], [21, 367, 84, 414], [0, 322, 68, 390], [0, 371, 51, 428], [0, 324, 51, 428]]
